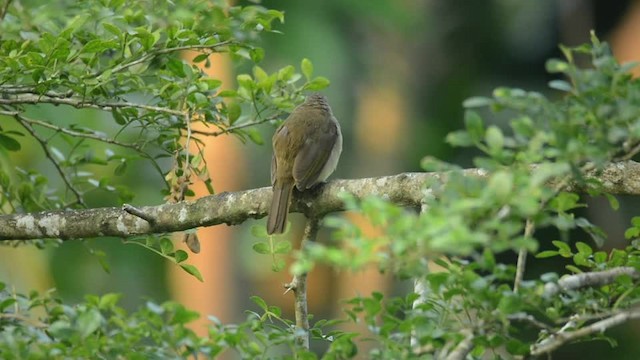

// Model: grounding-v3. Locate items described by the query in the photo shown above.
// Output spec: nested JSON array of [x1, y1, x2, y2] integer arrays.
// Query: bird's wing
[[292, 122, 338, 190]]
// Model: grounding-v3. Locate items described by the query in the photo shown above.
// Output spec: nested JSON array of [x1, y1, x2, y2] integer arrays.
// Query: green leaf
[[114, 160, 127, 176], [575, 241, 592, 256], [304, 76, 330, 90], [227, 102, 241, 125], [463, 96, 492, 108], [174, 250, 188, 263], [252, 242, 270, 254], [272, 258, 286, 272], [464, 111, 485, 142], [485, 126, 504, 153], [77, 308, 103, 338], [98, 293, 121, 310], [552, 240, 572, 257], [0, 134, 21, 151], [605, 193, 619, 210], [160, 238, 174, 254], [536, 250, 559, 258], [548, 80, 573, 92], [167, 58, 187, 78], [301, 58, 313, 80], [180, 264, 204, 282], [251, 225, 268, 238], [274, 241, 291, 254], [546, 59, 569, 73], [251, 296, 268, 311], [246, 128, 263, 145], [446, 131, 473, 147]]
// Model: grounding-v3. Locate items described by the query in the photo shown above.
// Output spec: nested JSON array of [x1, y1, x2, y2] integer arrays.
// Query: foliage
[[289, 32, 640, 357], [2, 0, 640, 357]]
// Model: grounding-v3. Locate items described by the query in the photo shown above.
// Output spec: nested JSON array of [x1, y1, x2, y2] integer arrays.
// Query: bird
[[267, 93, 342, 234]]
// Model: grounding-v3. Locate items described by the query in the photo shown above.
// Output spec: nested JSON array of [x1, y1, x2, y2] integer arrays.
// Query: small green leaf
[[274, 241, 291, 254], [0, 134, 21, 151], [485, 126, 504, 153], [301, 58, 313, 80], [552, 240, 572, 257], [237, 74, 254, 89], [575, 242, 592, 256], [464, 111, 485, 142], [446, 131, 473, 147], [463, 96, 492, 108], [246, 128, 263, 145], [272, 258, 286, 272], [536, 250, 559, 258], [605, 193, 619, 210], [180, 264, 203, 282], [174, 250, 188, 263], [251, 225, 268, 238], [160, 238, 174, 254], [98, 293, 121, 310], [114, 160, 127, 176], [251, 295, 268, 311], [546, 59, 569, 73], [77, 308, 103, 338], [252, 242, 270, 254], [227, 102, 241, 125], [304, 76, 330, 90], [112, 110, 126, 125], [548, 80, 573, 92]]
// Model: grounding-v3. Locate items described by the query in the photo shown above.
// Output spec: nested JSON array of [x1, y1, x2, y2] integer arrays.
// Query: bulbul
[[267, 93, 342, 234]]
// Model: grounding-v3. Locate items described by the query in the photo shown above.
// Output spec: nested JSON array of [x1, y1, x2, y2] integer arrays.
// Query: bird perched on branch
[[267, 93, 342, 234]]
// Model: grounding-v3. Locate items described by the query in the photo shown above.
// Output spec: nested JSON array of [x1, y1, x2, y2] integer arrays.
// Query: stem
[[285, 218, 320, 349]]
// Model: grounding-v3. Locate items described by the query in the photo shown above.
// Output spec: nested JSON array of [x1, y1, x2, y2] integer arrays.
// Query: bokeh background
[[3, 0, 640, 358]]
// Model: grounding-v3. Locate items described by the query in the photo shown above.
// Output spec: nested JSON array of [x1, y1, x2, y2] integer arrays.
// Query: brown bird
[[267, 93, 342, 234]]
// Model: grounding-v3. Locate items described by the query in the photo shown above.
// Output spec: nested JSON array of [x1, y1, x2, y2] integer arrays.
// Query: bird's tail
[[267, 181, 293, 234]]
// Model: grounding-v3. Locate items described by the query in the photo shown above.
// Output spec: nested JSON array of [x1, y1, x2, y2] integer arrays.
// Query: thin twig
[[530, 308, 640, 355], [122, 204, 155, 224], [18, 114, 140, 150], [15, 116, 85, 206], [0, 93, 184, 116], [514, 219, 534, 293], [191, 113, 280, 137], [107, 41, 233, 75], [411, 202, 431, 352], [0, 0, 12, 21], [284, 218, 320, 349]]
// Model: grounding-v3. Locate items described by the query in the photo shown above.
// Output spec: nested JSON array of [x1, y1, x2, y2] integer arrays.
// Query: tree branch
[[0, 93, 185, 117], [530, 308, 640, 356], [543, 266, 640, 298], [2, 161, 640, 241]]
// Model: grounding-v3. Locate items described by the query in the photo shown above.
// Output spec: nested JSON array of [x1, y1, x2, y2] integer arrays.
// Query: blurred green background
[[2, 0, 640, 357]]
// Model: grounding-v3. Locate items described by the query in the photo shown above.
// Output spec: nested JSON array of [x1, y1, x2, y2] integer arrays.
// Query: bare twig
[[18, 114, 140, 150], [284, 218, 320, 349], [543, 266, 639, 298], [122, 204, 155, 224], [530, 308, 640, 355], [514, 219, 534, 293], [507, 313, 553, 331], [15, 115, 85, 207]]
